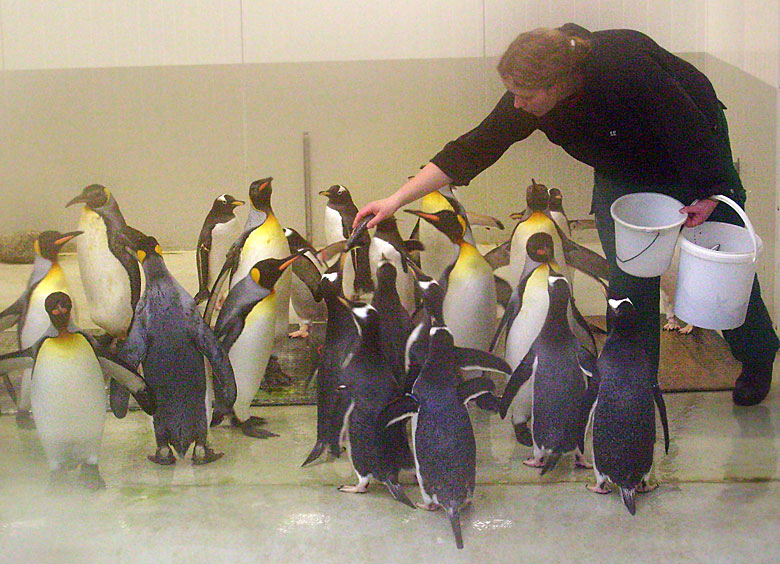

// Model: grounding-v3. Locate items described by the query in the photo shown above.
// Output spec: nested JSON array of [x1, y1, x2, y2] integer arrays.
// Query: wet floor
[[1, 254, 779, 562]]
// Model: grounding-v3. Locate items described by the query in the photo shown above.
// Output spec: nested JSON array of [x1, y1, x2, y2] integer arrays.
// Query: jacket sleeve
[[430, 92, 537, 186]]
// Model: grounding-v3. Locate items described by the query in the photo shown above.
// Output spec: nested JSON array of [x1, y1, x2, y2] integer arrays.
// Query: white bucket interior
[[610, 192, 686, 277]]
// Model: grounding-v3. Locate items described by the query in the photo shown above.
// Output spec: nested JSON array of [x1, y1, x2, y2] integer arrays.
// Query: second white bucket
[[610, 192, 686, 277], [673, 195, 761, 330]]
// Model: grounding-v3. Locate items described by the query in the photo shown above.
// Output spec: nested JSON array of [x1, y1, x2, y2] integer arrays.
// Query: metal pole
[[303, 132, 313, 243]]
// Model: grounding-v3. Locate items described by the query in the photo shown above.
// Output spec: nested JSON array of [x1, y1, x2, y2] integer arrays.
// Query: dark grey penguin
[[379, 322, 510, 549], [319, 184, 374, 299], [65, 184, 142, 339], [335, 300, 415, 509], [301, 256, 359, 467], [500, 272, 598, 474], [118, 234, 236, 465], [195, 193, 244, 304], [589, 297, 670, 515]]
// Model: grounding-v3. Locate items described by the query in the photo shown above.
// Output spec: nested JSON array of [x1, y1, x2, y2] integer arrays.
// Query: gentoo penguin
[[301, 257, 359, 467], [206, 178, 292, 388], [334, 300, 415, 508], [367, 217, 420, 315], [371, 257, 415, 388], [283, 227, 326, 339], [547, 187, 571, 238], [379, 322, 510, 549], [500, 272, 597, 474], [0, 230, 82, 428], [195, 193, 244, 304], [493, 233, 597, 447], [0, 292, 155, 488], [119, 234, 236, 465], [589, 297, 670, 515], [404, 209, 496, 354], [319, 184, 374, 300], [65, 184, 141, 339], [403, 264, 446, 393], [211, 254, 300, 438]]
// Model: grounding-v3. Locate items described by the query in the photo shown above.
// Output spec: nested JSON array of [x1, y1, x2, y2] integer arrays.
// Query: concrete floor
[[1, 253, 779, 563]]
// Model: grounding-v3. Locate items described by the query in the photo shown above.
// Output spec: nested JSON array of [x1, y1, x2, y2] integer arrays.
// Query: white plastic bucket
[[610, 193, 686, 277], [673, 195, 761, 330]]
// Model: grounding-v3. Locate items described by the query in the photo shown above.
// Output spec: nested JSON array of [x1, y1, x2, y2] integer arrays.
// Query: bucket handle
[[707, 195, 759, 264], [615, 231, 661, 265]]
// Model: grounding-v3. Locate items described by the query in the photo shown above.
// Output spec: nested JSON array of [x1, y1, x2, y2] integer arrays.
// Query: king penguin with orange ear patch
[[0, 230, 82, 428], [0, 292, 155, 488], [211, 254, 300, 438]]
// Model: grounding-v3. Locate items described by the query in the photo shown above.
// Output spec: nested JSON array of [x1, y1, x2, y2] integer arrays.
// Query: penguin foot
[[574, 454, 593, 469], [416, 502, 440, 511], [231, 415, 267, 427], [192, 445, 224, 465], [338, 484, 369, 494], [15, 410, 36, 430], [261, 357, 294, 390], [288, 324, 311, 339], [80, 464, 106, 490], [636, 481, 658, 493], [148, 448, 176, 466], [240, 418, 279, 439], [587, 484, 611, 495], [513, 423, 533, 446], [522, 456, 545, 468]]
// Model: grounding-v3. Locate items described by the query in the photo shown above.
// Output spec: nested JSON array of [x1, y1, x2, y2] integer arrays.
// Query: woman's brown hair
[[497, 27, 591, 90]]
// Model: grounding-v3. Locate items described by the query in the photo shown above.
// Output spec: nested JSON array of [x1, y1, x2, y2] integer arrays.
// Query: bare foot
[[678, 324, 694, 335], [288, 325, 310, 339]]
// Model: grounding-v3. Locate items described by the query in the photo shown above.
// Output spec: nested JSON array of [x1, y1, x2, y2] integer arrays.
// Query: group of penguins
[[0, 176, 671, 549]]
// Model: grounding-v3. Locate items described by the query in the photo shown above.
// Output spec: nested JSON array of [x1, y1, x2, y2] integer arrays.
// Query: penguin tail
[[619, 487, 637, 516], [540, 452, 562, 475], [301, 441, 326, 467], [383, 480, 415, 509], [445, 505, 464, 549]]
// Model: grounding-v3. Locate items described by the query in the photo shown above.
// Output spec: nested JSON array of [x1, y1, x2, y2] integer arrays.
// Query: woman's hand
[[353, 195, 402, 229], [680, 198, 718, 227]]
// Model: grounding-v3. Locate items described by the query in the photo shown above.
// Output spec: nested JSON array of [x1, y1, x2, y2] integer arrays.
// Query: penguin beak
[[318, 190, 329, 197], [65, 193, 88, 208], [231, 200, 245, 208], [54, 231, 83, 248], [279, 254, 300, 271], [404, 210, 439, 222]]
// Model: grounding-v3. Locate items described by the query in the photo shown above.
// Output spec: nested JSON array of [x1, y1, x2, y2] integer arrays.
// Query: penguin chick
[[589, 297, 670, 515], [0, 230, 82, 428], [379, 323, 510, 549], [195, 193, 244, 304], [119, 234, 236, 465], [0, 292, 155, 489], [211, 254, 300, 438], [65, 184, 142, 339]]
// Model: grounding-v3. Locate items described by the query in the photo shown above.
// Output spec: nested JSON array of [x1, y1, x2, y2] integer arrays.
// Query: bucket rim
[[679, 222, 763, 264], [610, 192, 687, 233]]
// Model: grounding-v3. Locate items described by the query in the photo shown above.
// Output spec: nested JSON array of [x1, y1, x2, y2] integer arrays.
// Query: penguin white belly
[[369, 238, 416, 314], [208, 218, 241, 289], [443, 257, 496, 352], [31, 334, 106, 469], [234, 218, 291, 339], [76, 210, 133, 336], [420, 222, 458, 281], [229, 295, 277, 421]]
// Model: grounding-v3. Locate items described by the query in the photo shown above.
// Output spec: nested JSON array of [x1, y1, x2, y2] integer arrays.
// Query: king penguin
[[65, 184, 141, 339], [211, 254, 300, 438], [119, 234, 236, 465], [500, 273, 598, 474], [320, 184, 374, 300], [589, 297, 670, 515], [0, 292, 155, 488], [379, 321, 510, 549], [0, 230, 82, 428], [195, 193, 244, 304]]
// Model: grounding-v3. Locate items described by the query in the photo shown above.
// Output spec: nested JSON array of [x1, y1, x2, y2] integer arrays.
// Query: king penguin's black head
[[66, 184, 111, 210], [248, 177, 273, 211], [405, 209, 465, 244], [45, 291, 72, 332], [36, 230, 83, 261], [526, 179, 549, 212], [133, 235, 163, 264], [548, 187, 563, 212], [526, 232, 554, 264], [249, 255, 299, 291]]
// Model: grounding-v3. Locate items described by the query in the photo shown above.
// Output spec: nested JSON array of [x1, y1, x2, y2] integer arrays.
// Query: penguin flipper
[[203, 259, 235, 327], [118, 302, 149, 368], [490, 288, 521, 352], [578, 348, 600, 453], [113, 227, 143, 310], [109, 379, 131, 419], [0, 295, 25, 332], [466, 211, 504, 230], [377, 394, 419, 429], [499, 353, 535, 419], [653, 384, 670, 454], [559, 232, 610, 290], [192, 319, 237, 407], [457, 376, 497, 406], [292, 254, 324, 299], [493, 275, 512, 312], [97, 355, 156, 415], [195, 235, 211, 304], [453, 346, 512, 376], [483, 240, 511, 270]]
